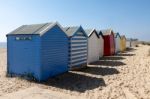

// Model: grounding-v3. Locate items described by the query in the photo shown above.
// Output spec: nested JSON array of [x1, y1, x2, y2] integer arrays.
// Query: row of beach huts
[[6, 22, 138, 81]]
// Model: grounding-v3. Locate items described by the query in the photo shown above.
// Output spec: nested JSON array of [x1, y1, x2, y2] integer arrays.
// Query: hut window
[[15, 37, 32, 40]]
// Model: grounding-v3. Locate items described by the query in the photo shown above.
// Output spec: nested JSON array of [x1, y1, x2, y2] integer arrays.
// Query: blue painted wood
[[71, 59, 87, 64], [7, 35, 41, 80], [69, 45, 87, 48], [71, 38, 87, 40], [70, 48, 87, 52], [71, 55, 87, 60], [40, 25, 68, 80], [69, 52, 87, 56], [70, 42, 87, 44], [68, 26, 88, 68], [7, 24, 68, 81]]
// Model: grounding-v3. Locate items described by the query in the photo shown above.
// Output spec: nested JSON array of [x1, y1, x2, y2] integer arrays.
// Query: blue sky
[[0, 0, 150, 42]]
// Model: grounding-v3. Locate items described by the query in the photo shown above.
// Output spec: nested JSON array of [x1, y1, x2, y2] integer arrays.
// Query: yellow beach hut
[[120, 35, 126, 52]]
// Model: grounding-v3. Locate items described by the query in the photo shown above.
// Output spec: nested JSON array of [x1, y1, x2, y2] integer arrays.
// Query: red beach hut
[[100, 29, 115, 56]]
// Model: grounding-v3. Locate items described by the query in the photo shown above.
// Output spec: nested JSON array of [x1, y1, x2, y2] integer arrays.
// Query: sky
[[0, 0, 150, 42]]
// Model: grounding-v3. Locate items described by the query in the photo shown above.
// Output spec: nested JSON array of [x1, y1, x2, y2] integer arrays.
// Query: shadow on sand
[[116, 53, 135, 56], [42, 72, 106, 92], [90, 60, 126, 67], [100, 56, 125, 60], [79, 66, 119, 76], [126, 47, 136, 52]]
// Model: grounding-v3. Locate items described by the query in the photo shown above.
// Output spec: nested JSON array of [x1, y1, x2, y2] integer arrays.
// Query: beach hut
[[114, 33, 121, 53], [7, 22, 69, 81], [100, 29, 115, 56], [126, 38, 131, 48], [85, 29, 101, 64], [98, 30, 104, 57], [120, 35, 126, 52], [131, 39, 138, 47], [63, 26, 88, 70]]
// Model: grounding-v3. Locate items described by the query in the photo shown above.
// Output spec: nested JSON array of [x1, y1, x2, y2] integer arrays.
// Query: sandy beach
[[0, 45, 150, 99]]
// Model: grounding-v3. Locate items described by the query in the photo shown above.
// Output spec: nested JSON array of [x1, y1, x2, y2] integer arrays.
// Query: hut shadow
[[90, 60, 126, 67], [116, 53, 135, 56], [126, 47, 136, 52], [100, 56, 125, 60], [42, 72, 106, 92], [119, 51, 128, 53], [80, 66, 119, 76]]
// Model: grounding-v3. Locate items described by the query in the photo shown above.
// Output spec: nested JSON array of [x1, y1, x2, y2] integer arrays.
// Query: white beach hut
[[85, 29, 103, 64], [114, 33, 121, 53], [131, 39, 138, 47], [98, 30, 104, 57], [126, 38, 131, 48]]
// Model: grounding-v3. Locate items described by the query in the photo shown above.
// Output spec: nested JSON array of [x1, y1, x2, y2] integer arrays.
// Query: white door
[[88, 33, 100, 63]]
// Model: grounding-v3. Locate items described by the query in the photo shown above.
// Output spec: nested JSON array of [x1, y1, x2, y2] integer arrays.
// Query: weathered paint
[[40, 25, 68, 80], [120, 36, 126, 52], [103, 33, 115, 56], [7, 24, 68, 81], [115, 34, 121, 53], [87, 31, 100, 64], [7, 35, 41, 79], [68, 27, 88, 69], [99, 35, 104, 57]]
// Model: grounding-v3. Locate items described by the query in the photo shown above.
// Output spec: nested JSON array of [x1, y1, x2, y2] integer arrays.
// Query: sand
[[0, 87, 86, 99], [0, 45, 150, 99]]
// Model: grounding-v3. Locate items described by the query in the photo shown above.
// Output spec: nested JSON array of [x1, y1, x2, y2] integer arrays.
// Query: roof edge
[[88, 29, 99, 38], [39, 21, 68, 37]]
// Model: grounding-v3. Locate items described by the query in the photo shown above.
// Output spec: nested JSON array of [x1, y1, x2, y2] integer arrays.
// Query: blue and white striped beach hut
[[63, 26, 88, 70]]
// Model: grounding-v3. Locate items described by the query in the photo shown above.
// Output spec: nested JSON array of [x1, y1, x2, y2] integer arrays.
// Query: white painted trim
[[71, 43, 87, 46], [70, 39, 87, 43], [71, 53, 87, 59], [70, 61, 87, 67], [71, 57, 87, 63], [72, 36, 86, 39], [70, 47, 87, 50], [70, 50, 87, 55]]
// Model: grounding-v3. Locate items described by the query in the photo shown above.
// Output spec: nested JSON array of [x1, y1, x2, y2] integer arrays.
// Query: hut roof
[[7, 22, 64, 36], [63, 26, 80, 37], [114, 33, 121, 38], [85, 29, 99, 38], [100, 29, 114, 36], [121, 35, 126, 39], [97, 30, 104, 37]]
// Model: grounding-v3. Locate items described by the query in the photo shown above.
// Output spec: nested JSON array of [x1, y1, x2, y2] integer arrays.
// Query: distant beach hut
[[98, 30, 104, 57], [120, 35, 126, 51], [126, 38, 131, 48], [85, 29, 101, 64], [131, 39, 138, 47], [63, 26, 88, 70], [114, 33, 121, 53], [7, 22, 69, 81], [100, 29, 115, 56]]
